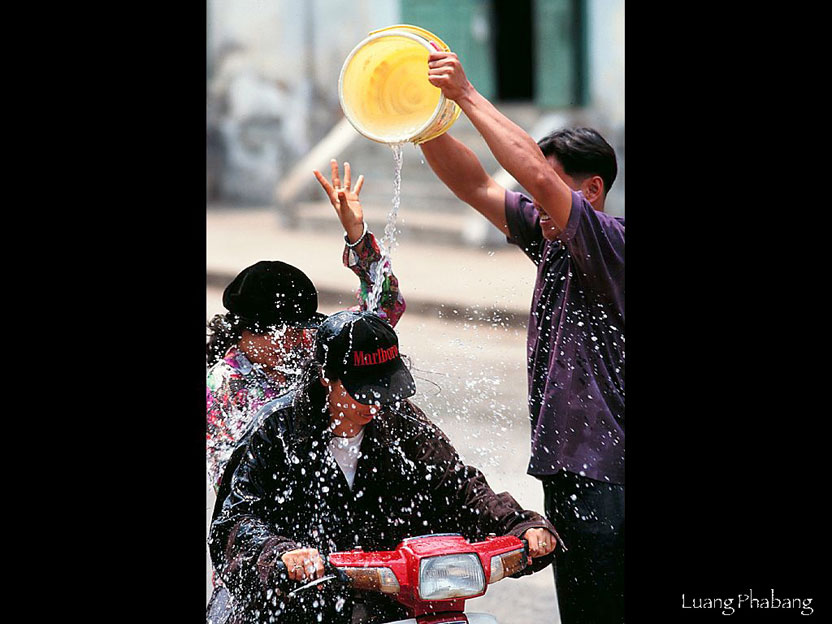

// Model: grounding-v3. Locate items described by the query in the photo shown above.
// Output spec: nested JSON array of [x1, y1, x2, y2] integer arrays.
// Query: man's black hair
[[537, 127, 618, 195]]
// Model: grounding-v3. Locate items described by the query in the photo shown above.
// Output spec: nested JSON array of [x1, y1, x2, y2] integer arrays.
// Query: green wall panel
[[534, 0, 585, 108], [401, 0, 496, 100]]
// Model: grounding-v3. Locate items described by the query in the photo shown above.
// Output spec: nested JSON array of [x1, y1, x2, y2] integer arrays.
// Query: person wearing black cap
[[206, 160, 406, 490], [209, 310, 561, 624]]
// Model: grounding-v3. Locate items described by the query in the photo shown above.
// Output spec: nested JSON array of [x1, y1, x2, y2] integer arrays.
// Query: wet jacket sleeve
[[403, 409, 562, 575], [342, 229, 406, 327], [209, 417, 301, 602]]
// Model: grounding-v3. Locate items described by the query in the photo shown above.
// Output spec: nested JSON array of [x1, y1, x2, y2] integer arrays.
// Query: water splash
[[368, 143, 404, 314]]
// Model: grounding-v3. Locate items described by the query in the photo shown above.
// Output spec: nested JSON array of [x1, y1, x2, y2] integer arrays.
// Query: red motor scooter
[[282, 532, 531, 624]]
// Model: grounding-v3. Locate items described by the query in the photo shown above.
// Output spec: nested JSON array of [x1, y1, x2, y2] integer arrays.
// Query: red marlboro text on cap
[[315, 310, 416, 404]]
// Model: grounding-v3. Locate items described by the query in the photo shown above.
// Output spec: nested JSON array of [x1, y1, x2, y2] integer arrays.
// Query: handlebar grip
[[519, 537, 530, 562], [325, 556, 350, 584], [271, 559, 291, 590], [514, 537, 533, 577]]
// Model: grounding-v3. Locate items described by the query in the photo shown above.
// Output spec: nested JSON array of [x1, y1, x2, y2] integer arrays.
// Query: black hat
[[316, 310, 416, 405], [222, 260, 325, 328]]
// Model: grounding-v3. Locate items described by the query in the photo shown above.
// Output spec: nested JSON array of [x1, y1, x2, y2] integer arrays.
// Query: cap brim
[[288, 311, 327, 328], [248, 311, 326, 331], [341, 360, 416, 405]]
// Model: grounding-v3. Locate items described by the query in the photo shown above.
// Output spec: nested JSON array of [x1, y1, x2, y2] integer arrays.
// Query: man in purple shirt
[[420, 52, 624, 623]]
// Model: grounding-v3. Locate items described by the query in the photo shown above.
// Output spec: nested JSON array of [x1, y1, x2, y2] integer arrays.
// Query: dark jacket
[[209, 384, 559, 623]]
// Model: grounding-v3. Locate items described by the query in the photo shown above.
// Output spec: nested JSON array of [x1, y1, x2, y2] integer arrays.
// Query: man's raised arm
[[419, 131, 509, 235], [425, 51, 573, 232]]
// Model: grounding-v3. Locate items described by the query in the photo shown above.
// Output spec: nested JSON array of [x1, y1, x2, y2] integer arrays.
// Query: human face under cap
[[239, 326, 315, 381], [321, 377, 380, 437]]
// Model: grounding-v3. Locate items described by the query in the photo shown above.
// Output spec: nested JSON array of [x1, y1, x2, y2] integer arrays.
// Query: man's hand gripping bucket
[[338, 24, 461, 145]]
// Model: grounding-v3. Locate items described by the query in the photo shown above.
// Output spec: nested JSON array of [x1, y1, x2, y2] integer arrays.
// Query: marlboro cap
[[315, 310, 416, 405]]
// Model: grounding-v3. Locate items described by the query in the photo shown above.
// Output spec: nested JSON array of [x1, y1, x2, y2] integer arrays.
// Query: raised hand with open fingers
[[313, 159, 366, 243]]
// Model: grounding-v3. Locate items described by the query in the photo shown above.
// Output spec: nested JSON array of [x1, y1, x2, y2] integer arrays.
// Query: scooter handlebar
[[272, 534, 534, 595], [270, 557, 347, 595]]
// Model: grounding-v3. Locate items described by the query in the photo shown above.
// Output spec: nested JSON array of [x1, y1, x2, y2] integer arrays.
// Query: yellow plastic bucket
[[338, 24, 461, 145]]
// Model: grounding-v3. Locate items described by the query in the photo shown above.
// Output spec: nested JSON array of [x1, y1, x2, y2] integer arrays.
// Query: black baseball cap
[[315, 310, 416, 405], [222, 260, 326, 329]]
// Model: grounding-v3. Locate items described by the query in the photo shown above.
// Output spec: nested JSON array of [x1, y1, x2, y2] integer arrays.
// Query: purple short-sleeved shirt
[[506, 189, 625, 484]]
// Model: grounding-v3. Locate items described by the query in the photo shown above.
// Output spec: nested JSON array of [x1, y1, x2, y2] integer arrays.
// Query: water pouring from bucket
[[339, 25, 461, 145], [339, 25, 459, 314]]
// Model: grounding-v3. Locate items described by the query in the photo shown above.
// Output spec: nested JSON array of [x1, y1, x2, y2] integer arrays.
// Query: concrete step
[[331, 123, 504, 217], [277, 103, 564, 246], [336, 113, 505, 181]]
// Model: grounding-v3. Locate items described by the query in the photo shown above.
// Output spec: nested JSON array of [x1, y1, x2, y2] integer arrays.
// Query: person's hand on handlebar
[[523, 528, 557, 559], [280, 547, 326, 582]]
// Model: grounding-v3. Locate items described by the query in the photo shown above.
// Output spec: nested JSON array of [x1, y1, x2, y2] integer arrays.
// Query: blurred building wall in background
[[589, 0, 624, 128], [206, 0, 624, 215], [206, 0, 401, 203], [588, 0, 624, 216]]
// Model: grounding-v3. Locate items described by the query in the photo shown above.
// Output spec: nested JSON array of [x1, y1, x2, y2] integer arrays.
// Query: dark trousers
[[543, 470, 625, 624]]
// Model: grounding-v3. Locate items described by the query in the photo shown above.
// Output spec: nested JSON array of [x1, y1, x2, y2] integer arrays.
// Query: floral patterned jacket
[[206, 230, 405, 489]]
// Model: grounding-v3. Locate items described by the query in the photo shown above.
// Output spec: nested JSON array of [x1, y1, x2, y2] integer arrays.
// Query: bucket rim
[[368, 23, 452, 52], [338, 29, 449, 145]]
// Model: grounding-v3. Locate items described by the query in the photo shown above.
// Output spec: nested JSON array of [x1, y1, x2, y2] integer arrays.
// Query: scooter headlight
[[418, 554, 485, 600]]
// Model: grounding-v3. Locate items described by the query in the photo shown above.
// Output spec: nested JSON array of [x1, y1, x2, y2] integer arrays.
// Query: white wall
[[208, 0, 400, 97], [587, 0, 625, 216], [588, 0, 625, 129]]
